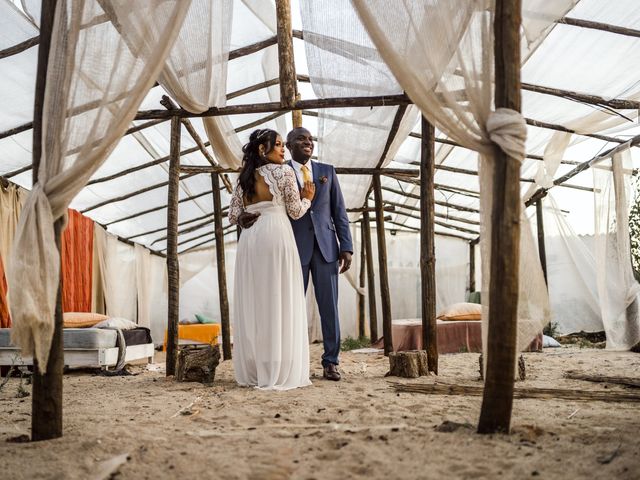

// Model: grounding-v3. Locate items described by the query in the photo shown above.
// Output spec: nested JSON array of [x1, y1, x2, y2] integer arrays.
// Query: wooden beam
[[362, 210, 378, 342], [408, 131, 580, 166], [104, 188, 216, 227], [125, 211, 215, 241], [478, 0, 522, 435], [212, 173, 232, 361], [347, 205, 395, 213], [178, 164, 419, 176], [420, 117, 438, 374], [382, 199, 479, 226], [522, 82, 640, 111], [557, 16, 640, 40], [31, 0, 62, 443], [165, 117, 181, 377], [382, 185, 481, 214], [392, 209, 479, 236], [526, 133, 640, 206], [88, 146, 200, 186], [161, 95, 233, 193], [150, 206, 229, 245], [81, 172, 198, 214], [177, 227, 237, 255], [134, 94, 412, 121], [228, 36, 278, 61]]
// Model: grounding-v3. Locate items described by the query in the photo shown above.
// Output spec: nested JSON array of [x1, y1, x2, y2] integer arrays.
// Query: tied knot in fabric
[[486, 108, 527, 164]]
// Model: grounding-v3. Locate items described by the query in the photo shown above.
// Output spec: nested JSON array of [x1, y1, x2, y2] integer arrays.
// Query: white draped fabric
[[593, 148, 640, 349], [351, 0, 554, 353], [540, 194, 602, 335], [7, 0, 190, 369], [135, 244, 167, 331], [299, 0, 419, 217], [159, 0, 243, 169], [94, 226, 137, 322]]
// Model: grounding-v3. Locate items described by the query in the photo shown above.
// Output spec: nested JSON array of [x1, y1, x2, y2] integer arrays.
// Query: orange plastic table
[[163, 323, 221, 351]]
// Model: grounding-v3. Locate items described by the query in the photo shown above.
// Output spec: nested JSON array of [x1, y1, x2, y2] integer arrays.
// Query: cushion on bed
[[437, 302, 482, 321], [94, 317, 138, 330], [195, 313, 218, 324], [63, 312, 108, 328]]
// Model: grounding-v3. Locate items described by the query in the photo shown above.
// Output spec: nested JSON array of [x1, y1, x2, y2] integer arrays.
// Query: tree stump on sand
[[479, 353, 526, 381], [176, 345, 220, 384], [387, 350, 429, 378]]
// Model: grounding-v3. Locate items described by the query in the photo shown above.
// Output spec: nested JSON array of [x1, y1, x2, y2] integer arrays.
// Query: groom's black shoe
[[323, 363, 341, 381]]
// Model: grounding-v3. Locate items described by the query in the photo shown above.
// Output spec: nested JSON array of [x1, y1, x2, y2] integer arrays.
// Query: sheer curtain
[[593, 148, 640, 349], [135, 244, 166, 333], [94, 226, 137, 322], [8, 0, 190, 369], [351, 0, 559, 352], [299, 0, 419, 214], [159, 0, 243, 168]]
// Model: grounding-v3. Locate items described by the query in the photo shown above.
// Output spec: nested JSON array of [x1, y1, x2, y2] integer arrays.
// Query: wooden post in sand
[[420, 116, 438, 374], [469, 240, 477, 294], [31, 0, 62, 441], [362, 210, 378, 341], [211, 173, 232, 360], [478, 0, 523, 434], [373, 174, 393, 355], [165, 116, 181, 376], [358, 219, 366, 338]]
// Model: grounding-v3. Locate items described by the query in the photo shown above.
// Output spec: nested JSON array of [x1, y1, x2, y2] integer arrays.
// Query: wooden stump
[[479, 354, 526, 381], [387, 351, 429, 378], [176, 345, 220, 384]]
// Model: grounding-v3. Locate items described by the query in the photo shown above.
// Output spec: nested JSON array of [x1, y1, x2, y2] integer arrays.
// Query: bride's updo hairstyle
[[238, 128, 279, 201]]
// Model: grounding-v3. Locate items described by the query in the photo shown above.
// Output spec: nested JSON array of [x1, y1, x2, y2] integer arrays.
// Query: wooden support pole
[[275, 0, 296, 109], [535, 198, 548, 286], [165, 116, 181, 377], [358, 219, 366, 338], [373, 174, 393, 355], [362, 210, 378, 342], [478, 0, 522, 434], [469, 242, 476, 293], [31, 0, 62, 442], [211, 173, 232, 361], [420, 117, 438, 374]]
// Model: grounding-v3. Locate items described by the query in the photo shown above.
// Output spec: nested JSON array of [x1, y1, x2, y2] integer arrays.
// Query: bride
[[228, 128, 315, 390]]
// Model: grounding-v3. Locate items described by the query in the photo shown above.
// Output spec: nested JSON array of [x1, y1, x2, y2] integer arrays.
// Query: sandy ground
[[1, 344, 639, 480]]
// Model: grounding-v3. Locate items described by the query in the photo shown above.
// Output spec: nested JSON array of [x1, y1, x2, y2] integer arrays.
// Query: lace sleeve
[[228, 183, 244, 225], [277, 165, 311, 220]]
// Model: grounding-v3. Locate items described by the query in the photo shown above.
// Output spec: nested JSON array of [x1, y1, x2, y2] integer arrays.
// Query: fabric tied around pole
[[485, 108, 527, 164], [7, 184, 64, 371]]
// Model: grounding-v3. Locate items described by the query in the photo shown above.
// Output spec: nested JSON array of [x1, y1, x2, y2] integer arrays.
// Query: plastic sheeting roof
[[1, 0, 640, 255]]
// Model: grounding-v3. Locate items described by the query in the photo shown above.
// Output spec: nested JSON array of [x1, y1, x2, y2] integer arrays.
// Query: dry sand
[[1, 344, 639, 480]]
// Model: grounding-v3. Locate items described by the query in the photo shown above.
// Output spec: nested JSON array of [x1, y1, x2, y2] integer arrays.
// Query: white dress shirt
[[290, 159, 314, 187]]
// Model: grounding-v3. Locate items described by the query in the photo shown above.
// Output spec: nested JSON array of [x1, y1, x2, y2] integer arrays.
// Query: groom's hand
[[238, 211, 260, 229], [338, 251, 352, 274]]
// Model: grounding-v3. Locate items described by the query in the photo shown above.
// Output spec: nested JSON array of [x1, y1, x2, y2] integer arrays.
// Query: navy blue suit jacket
[[287, 161, 353, 266]]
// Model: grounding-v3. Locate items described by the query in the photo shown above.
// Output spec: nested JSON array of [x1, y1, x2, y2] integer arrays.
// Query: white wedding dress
[[228, 163, 312, 390]]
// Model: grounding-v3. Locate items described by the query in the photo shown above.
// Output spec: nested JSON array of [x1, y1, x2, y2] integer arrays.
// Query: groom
[[238, 127, 353, 381]]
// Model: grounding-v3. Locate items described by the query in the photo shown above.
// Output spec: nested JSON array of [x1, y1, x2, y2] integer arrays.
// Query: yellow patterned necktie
[[301, 164, 312, 183]]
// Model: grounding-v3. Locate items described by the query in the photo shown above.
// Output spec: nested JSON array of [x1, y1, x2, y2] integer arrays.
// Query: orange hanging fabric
[[61, 209, 94, 313], [0, 255, 10, 328]]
